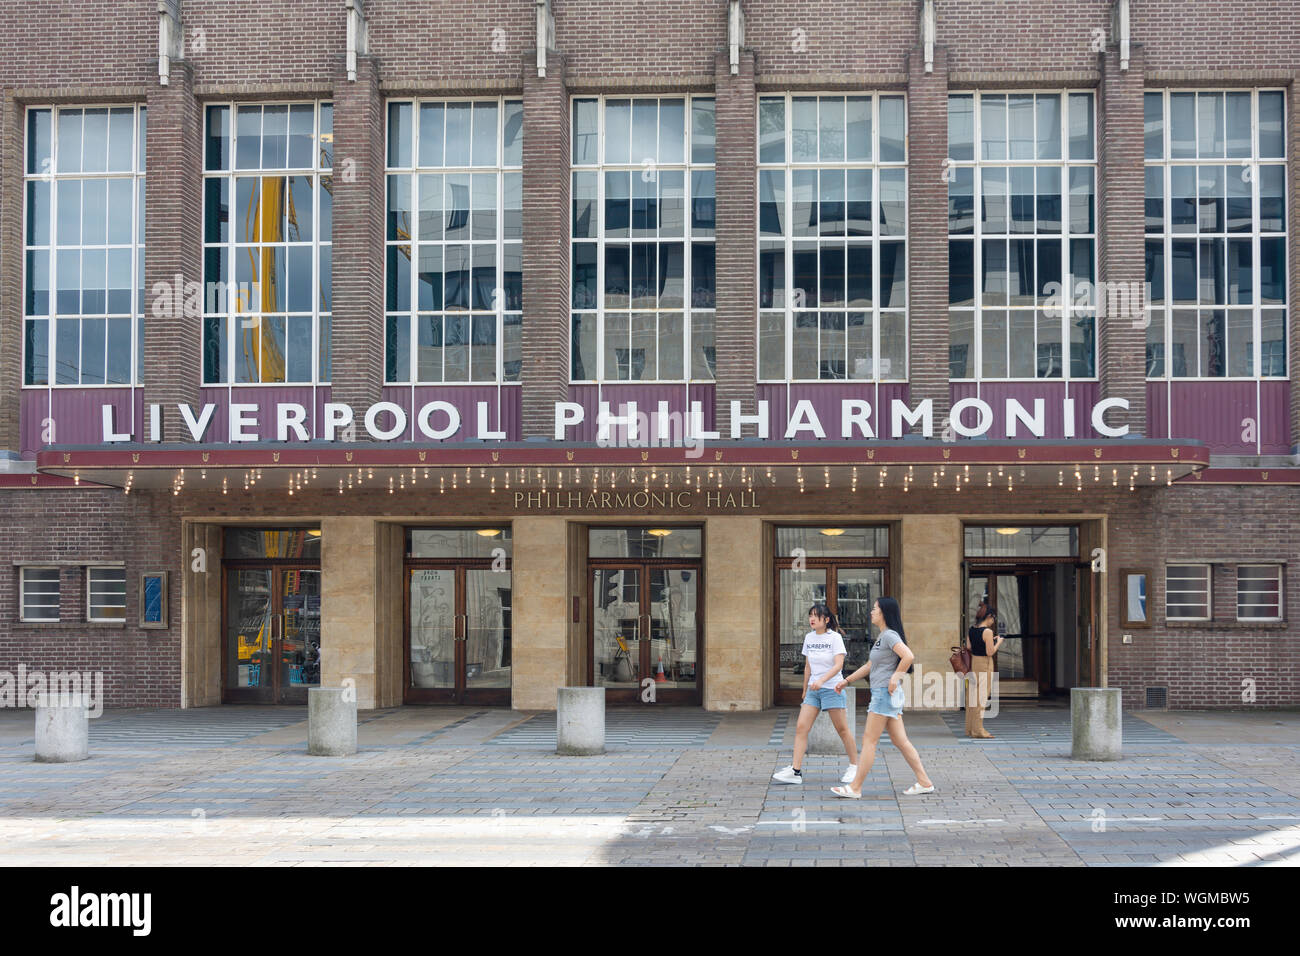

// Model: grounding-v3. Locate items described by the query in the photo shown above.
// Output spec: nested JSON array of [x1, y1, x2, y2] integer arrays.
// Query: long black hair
[[808, 603, 840, 635], [877, 596, 913, 673]]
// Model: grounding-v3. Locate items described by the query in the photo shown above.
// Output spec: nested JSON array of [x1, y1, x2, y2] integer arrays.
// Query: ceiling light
[[820, 528, 845, 536], [996, 527, 1020, 536]]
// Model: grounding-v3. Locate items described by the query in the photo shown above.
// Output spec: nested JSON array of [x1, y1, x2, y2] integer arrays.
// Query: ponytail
[[808, 603, 839, 635]]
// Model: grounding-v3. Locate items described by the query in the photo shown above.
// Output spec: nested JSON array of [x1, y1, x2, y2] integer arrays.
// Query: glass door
[[591, 563, 701, 703], [777, 568, 826, 696], [836, 568, 885, 678], [592, 567, 643, 689], [278, 569, 321, 703], [648, 567, 698, 688], [465, 568, 512, 693], [968, 567, 1063, 693], [224, 565, 320, 704], [226, 569, 274, 703], [409, 568, 458, 694], [775, 564, 887, 706], [406, 565, 512, 704]]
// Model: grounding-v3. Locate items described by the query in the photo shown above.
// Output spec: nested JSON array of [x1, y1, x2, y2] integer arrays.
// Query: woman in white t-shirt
[[772, 604, 861, 785]]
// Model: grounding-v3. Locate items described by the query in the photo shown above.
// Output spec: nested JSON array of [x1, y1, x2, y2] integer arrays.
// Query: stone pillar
[[308, 687, 358, 756], [807, 687, 856, 754], [144, 62, 204, 440], [905, 46, 950, 426], [320, 517, 379, 709], [556, 687, 604, 755], [704, 516, 765, 710], [181, 521, 223, 707], [899, 514, 960, 707], [1071, 686, 1122, 760], [0, 92, 24, 456], [713, 50, 758, 439], [34, 693, 90, 763], [1097, 46, 1147, 436], [520, 52, 570, 438], [330, 56, 386, 415], [512, 516, 569, 709]]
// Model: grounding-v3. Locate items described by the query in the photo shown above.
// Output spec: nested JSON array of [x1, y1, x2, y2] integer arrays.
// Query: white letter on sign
[[476, 401, 506, 440], [417, 401, 460, 440], [102, 405, 131, 442], [323, 403, 353, 441], [229, 404, 259, 442], [365, 402, 408, 441], [277, 403, 309, 442], [1091, 398, 1130, 438], [554, 402, 584, 440]]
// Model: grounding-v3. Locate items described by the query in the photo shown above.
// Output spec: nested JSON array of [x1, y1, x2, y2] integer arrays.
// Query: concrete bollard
[[307, 687, 357, 756], [807, 687, 856, 755], [34, 692, 90, 763], [1071, 687, 1122, 761], [557, 687, 605, 755]]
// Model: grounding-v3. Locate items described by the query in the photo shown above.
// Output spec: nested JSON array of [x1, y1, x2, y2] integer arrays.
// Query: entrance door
[[590, 563, 701, 704], [406, 565, 512, 705], [967, 567, 1060, 696], [775, 564, 887, 706], [224, 566, 321, 703]]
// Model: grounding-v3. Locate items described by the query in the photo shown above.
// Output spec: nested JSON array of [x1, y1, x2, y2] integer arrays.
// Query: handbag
[[949, 633, 972, 675]]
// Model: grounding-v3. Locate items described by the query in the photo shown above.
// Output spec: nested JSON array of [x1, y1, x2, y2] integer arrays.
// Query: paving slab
[[0, 705, 1296, 866]]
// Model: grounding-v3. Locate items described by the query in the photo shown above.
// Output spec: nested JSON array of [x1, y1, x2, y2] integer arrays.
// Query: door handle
[[458, 614, 468, 641]]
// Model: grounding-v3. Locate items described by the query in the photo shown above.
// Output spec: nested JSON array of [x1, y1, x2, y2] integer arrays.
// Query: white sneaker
[[772, 766, 803, 784], [840, 765, 859, 784]]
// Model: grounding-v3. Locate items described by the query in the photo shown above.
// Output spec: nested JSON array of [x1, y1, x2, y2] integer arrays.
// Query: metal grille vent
[[1145, 686, 1168, 710]]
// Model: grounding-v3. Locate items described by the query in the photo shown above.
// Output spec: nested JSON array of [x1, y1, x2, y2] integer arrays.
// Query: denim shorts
[[867, 684, 905, 718], [803, 686, 847, 710]]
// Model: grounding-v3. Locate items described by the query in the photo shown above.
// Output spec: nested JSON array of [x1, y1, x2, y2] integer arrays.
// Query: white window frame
[[756, 92, 909, 384], [383, 96, 524, 385], [569, 93, 717, 384], [1143, 88, 1289, 382], [1236, 563, 1283, 622], [86, 566, 127, 624], [946, 90, 1098, 383], [1165, 562, 1212, 622], [202, 100, 334, 386], [22, 104, 147, 389], [19, 567, 62, 623]]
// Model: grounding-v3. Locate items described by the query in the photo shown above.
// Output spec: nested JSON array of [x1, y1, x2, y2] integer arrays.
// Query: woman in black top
[[965, 602, 1003, 739]]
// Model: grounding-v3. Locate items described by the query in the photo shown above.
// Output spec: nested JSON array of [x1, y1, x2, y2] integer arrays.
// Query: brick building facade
[[1, 1, 1297, 712]]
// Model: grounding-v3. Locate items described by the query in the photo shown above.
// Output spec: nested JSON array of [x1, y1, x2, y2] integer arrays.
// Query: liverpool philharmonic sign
[[99, 396, 1132, 444]]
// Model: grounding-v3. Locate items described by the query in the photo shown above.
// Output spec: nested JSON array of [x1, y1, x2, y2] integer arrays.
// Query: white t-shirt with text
[[801, 629, 846, 689]]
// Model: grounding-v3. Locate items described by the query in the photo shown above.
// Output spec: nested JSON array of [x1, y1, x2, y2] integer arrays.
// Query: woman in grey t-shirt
[[830, 596, 935, 799]]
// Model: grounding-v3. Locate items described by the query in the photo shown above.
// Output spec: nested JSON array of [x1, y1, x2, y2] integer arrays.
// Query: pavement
[[1, 704, 1298, 866]]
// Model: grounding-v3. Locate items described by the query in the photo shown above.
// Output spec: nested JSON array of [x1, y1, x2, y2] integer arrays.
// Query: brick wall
[[520, 52, 570, 436], [905, 45, 950, 419], [713, 51, 758, 436], [144, 64, 204, 435], [1105, 483, 1300, 709], [0, 488, 183, 708], [1097, 46, 1147, 434], [330, 56, 386, 413], [1, 1, 1298, 708]]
